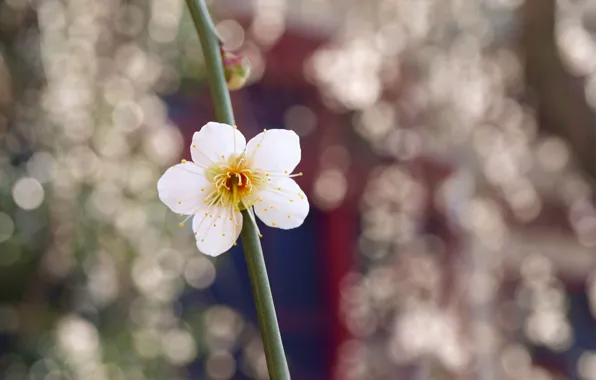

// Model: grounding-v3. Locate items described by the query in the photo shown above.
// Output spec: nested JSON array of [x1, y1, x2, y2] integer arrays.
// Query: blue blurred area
[[180, 209, 328, 379], [165, 87, 330, 379], [529, 289, 596, 379]]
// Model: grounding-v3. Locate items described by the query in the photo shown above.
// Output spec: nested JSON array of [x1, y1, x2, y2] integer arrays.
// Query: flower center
[[205, 154, 266, 210]]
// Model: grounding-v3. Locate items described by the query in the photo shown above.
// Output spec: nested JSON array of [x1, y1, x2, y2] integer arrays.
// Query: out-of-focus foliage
[[304, 0, 596, 379], [0, 0, 268, 379], [2, 0, 596, 379]]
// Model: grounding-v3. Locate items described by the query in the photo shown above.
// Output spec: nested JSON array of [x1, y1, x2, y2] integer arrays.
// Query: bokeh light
[[2, 0, 596, 378]]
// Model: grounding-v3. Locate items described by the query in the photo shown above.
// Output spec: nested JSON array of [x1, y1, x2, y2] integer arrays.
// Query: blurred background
[[1, 0, 596, 379]]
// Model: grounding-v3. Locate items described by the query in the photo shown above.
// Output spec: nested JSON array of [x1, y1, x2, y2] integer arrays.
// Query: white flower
[[157, 122, 309, 256]]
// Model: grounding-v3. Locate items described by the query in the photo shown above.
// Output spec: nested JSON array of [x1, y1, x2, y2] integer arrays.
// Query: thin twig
[[184, 1, 291, 378]]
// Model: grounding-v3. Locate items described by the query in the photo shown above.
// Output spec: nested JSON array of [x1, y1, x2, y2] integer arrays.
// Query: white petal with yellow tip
[[193, 208, 242, 257], [191, 122, 246, 167], [245, 129, 301, 174], [254, 178, 309, 230], [157, 163, 211, 215]]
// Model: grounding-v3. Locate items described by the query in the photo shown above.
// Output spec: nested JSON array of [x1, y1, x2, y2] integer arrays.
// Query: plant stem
[[186, 0, 234, 125], [240, 210, 291, 379], [185, 1, 291, 378]]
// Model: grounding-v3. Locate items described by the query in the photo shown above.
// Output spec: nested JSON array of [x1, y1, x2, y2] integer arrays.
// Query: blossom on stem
[[158, 122, 309, 256], [222, 49, 251, 91]]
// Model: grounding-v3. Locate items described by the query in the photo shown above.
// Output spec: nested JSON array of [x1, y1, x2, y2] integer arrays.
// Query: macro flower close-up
[[158, 122, 309, 256], [4, 0, 596, 378]]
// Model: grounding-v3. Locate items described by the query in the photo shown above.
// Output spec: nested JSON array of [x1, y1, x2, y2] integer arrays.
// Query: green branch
[[185, 0, 234, 125], [185, 1, 291, 378]]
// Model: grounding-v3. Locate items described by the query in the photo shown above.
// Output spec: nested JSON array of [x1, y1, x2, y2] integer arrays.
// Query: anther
[[272, 222, 277, 227], [178, 222, 184, 227], [181, 159, 187, 164], [234, 242, 237, 246], [259, 234, 263, 238], [178, 201, 182, 205]]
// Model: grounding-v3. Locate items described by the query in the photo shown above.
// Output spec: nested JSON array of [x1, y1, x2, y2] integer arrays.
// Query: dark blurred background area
[[0, 0, 596, 379]]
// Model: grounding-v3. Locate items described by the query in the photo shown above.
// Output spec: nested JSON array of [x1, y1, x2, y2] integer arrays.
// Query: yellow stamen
[[202, 154, 267, 225]]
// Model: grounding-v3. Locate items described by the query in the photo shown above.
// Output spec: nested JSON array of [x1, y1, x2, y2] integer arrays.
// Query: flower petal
[[246, 129, 301, 173], [191, 122, 246, 166], [157, 163, 211, 215], [254, 178, 309, 229], [193, 207, 242, 257]]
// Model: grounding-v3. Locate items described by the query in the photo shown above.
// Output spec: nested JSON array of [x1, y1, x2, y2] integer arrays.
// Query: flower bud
[[222, 49, 251, 91]]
